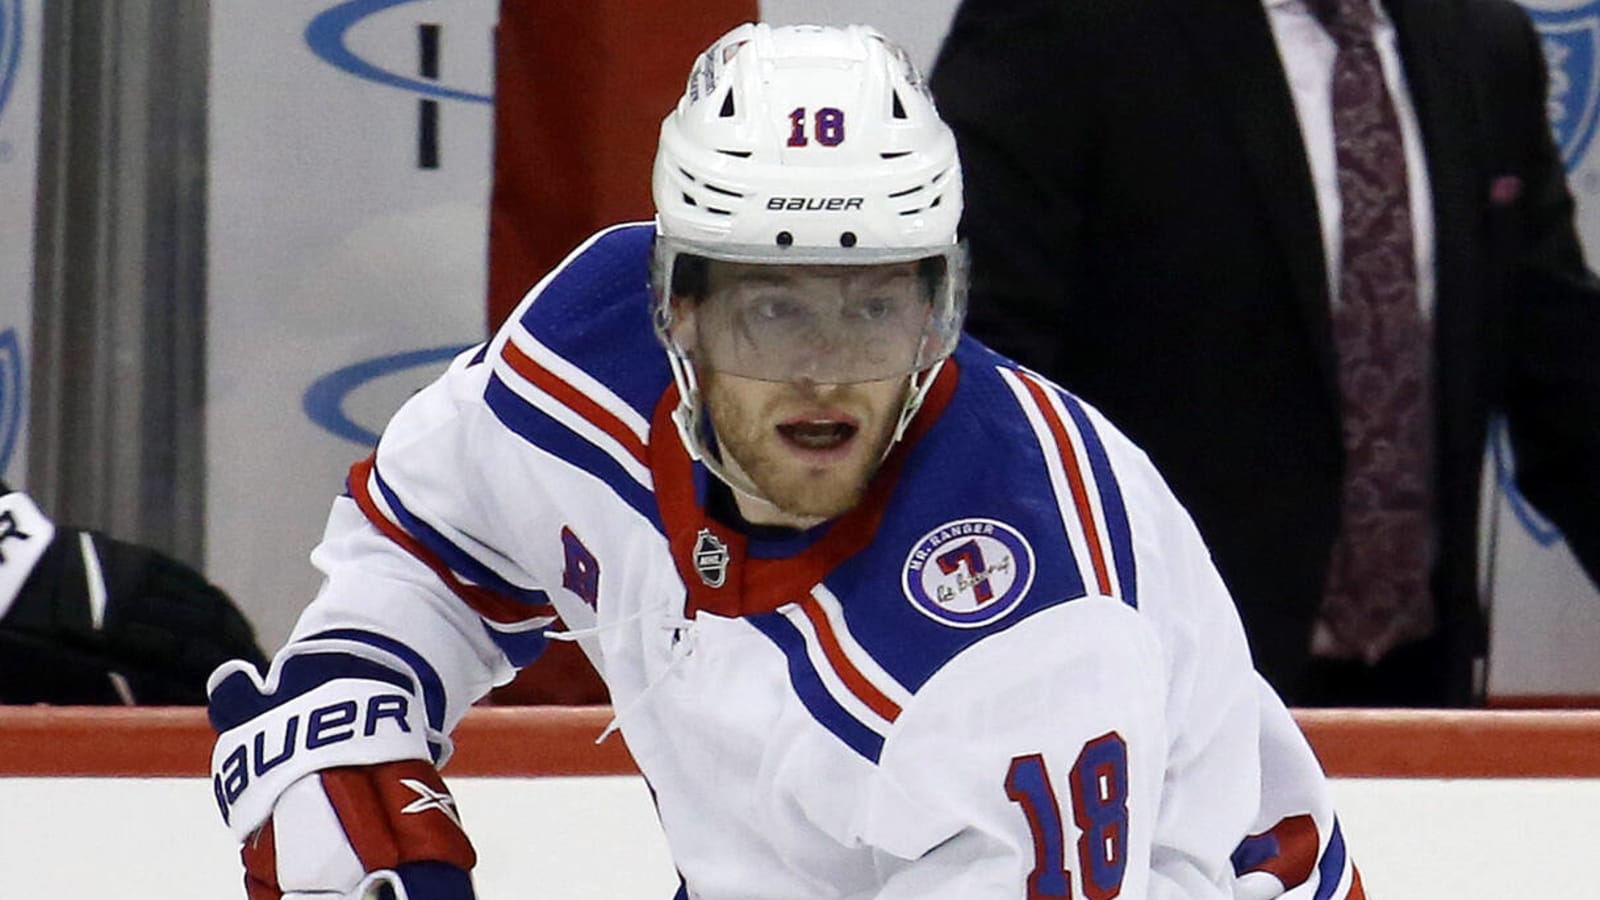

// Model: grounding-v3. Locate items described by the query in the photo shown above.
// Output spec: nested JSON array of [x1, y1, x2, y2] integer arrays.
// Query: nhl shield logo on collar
[[902, 518, 1035, 628], [692, 528, 731, 588]]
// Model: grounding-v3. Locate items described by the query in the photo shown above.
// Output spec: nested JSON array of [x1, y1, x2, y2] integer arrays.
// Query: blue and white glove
[[209, 635, 476, 899]]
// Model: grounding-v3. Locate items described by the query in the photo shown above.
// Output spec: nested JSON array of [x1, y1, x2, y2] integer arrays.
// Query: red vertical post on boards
[[484, 0, 758, 704], [486, 0, 759, 331]]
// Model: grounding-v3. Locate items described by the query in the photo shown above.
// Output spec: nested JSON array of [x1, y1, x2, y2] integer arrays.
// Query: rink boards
[[2, 706, 1597, 898]]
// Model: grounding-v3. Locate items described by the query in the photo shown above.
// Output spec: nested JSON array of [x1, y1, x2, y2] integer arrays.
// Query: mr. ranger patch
[[901, 518, 1035, 628]]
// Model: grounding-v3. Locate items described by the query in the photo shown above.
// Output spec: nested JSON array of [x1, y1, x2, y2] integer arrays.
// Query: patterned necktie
[[1311, 0, 1436, 664]]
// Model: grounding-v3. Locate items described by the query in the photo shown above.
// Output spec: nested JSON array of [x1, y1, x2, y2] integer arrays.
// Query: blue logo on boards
[[305, 0, 492, 104], [0, 0, 23, 128], [1490, 418, 1565, 547], [298, 0, 490, 443], [1530, 1, 1600, 171], [306, 0, 493, 168], [303, 344, 472, 446], [1484, 4, 1587, 550], [0, 329, 23, 475]]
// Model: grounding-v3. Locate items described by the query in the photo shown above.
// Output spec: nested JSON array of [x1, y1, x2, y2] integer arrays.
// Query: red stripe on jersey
[[1346, 867, 1367, 899], [241, 818, 282, 900], [320, 761, 477, 874], [1018, 374, 1112, 596], [501, 337, 648, 467], [1239, 814, 1319, 889], [346, 455, 555, 626], [798, 594, 901, 723]]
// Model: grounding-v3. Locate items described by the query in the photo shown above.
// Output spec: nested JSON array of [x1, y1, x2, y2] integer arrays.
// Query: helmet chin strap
[[892, 358, 945, 447], [665, 347, 773, 510], [665, 347, 938, 524]]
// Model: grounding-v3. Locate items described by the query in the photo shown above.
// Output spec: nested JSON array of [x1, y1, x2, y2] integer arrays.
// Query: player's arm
[[1104, 417, 1359, 899], [208, 501, 522, 900], [1228, 677, 1363, 900], [209, 348, 565, 900]]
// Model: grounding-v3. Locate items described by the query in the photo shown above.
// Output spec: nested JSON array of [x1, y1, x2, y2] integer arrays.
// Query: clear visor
[[653, 238, 968, 384]]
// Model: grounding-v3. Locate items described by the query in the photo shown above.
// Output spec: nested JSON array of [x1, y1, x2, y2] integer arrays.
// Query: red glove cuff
[[320, 760, 477, 873], [241, 759, 475, 899]]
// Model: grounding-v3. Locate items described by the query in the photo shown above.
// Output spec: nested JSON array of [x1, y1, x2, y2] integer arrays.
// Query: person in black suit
[[930, 0, 1600, 706]]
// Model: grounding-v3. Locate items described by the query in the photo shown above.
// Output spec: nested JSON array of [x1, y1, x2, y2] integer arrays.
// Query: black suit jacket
[[931, 0, 1600, 704]]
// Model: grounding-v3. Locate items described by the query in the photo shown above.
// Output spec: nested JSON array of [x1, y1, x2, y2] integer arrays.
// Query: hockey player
[[207, 23, 1363, 899]]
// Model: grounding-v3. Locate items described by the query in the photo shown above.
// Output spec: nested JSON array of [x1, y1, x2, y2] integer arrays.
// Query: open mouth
[[776, 420, 860, 451]]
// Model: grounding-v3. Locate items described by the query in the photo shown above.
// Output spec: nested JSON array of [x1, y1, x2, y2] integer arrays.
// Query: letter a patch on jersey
[[901, 518, 1035, 628]]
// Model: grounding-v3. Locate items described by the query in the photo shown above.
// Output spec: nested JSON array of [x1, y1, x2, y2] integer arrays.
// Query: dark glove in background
[[0, 528, 268, 705]]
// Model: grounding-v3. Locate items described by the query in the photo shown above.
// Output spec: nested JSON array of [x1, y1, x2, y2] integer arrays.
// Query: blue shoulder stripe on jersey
[[207, 650, 414, 734], [305, 629, 447, 733], [1059, 393, 1138, 609], [483, 373, 662, 530], [481, 622, 548, 668], [1313, 819, 1349, 900], [372, 461, 556, 608], [511, 224, 672, 421], [748, 612, 885, 762]]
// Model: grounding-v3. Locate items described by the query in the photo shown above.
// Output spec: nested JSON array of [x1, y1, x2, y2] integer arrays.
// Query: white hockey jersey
[[218, 223, 1363, 899]]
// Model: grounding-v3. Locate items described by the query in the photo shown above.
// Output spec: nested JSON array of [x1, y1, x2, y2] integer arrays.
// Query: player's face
[[681, 261, 921, 526], [701, 367, 907, 526], [683, 260, 935, 384]]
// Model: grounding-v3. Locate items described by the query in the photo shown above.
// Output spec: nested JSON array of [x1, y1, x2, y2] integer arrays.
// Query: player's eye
[[749, 296, 804, 322], [848, 296, 898, 321]]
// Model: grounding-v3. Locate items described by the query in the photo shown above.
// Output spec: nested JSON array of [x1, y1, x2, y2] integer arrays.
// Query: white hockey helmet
[[652, 22, 964, 264], [650, 23, 967, 479]]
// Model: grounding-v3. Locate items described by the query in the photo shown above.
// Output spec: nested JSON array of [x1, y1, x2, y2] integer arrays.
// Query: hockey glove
[[211, 637, 475, 899], [241, 762, 476, 900], [0, 487, 267, 704]]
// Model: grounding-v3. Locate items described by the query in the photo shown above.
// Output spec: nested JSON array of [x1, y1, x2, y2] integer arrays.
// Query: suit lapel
[[1169, 0, 1341, 406]]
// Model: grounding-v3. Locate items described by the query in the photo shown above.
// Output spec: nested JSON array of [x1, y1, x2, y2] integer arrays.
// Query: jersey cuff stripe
[[750, 612, 886, 762], [1231, 813, 1318, 887], [1058, 393, 1139, 609], [305, 629, 449, 734], [347, 456, 554, 626], [483, 374, 662, 528], [1312, 818, 1351, 900]]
